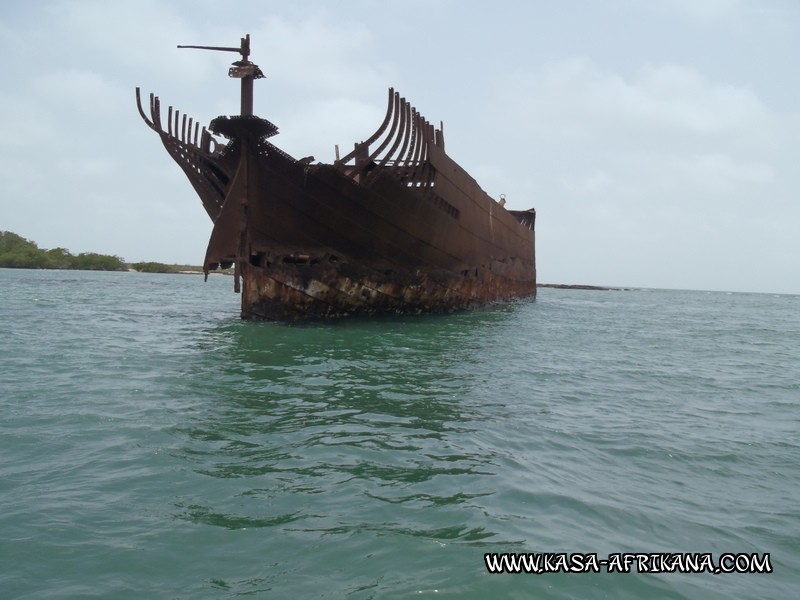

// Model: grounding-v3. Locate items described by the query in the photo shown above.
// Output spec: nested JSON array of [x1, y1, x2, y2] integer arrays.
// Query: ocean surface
[[1, 268, 798, 599]]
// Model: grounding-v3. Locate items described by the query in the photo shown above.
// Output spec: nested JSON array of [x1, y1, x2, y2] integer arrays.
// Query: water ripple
[[2, 271, 798, 599]]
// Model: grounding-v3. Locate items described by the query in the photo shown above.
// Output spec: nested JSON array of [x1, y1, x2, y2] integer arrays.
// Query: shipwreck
[[136, 35, 536, 320]]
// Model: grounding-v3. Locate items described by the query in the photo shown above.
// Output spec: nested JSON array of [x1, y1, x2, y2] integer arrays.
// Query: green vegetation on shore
[[0, 231, 203, 273], [129, 261, 179, 273], [1, 231, 126, 271]]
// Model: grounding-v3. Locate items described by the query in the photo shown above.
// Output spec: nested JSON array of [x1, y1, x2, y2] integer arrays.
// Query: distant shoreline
[[537, 283, 626, 291]]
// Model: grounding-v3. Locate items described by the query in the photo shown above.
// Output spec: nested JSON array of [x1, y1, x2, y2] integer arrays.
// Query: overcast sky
[[1, 0, 798, 293]]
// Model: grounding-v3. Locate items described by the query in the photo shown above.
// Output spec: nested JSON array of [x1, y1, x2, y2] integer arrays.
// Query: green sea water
[[1, 269, 798, 599]]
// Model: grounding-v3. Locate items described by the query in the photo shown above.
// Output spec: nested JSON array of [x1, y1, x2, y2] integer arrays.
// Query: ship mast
[[177, 34, 264, 116]]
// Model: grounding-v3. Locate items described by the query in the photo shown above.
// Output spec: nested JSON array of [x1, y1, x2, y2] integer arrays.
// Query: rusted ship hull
[[137, 38, 535, 320], [233, 151, 536, 321]]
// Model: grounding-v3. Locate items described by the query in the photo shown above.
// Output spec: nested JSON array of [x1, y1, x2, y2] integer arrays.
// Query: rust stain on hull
[[137, 35, 536, 321], [241, 260, 536, 321]]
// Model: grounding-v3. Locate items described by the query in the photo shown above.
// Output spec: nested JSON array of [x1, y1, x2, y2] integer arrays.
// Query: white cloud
[[561, 169, 614, 195], [40, 0, 214, 82], [475, 52, 799, 292], [55, 156, 117, 179], [668, 153, 775, 193], [650, 0, 746, 22], [32, 69, 128, 118], [484, 56, 786, 210], [494, 58, 773, 148], [277, 96, 386, 162], [252, 12, 386, 95]]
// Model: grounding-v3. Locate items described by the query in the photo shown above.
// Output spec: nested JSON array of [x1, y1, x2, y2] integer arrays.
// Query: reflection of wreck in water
[[136, 35, 536, 321]]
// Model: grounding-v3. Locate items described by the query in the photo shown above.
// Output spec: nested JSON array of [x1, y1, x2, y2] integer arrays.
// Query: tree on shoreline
[[0, 231, 127, 271]]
